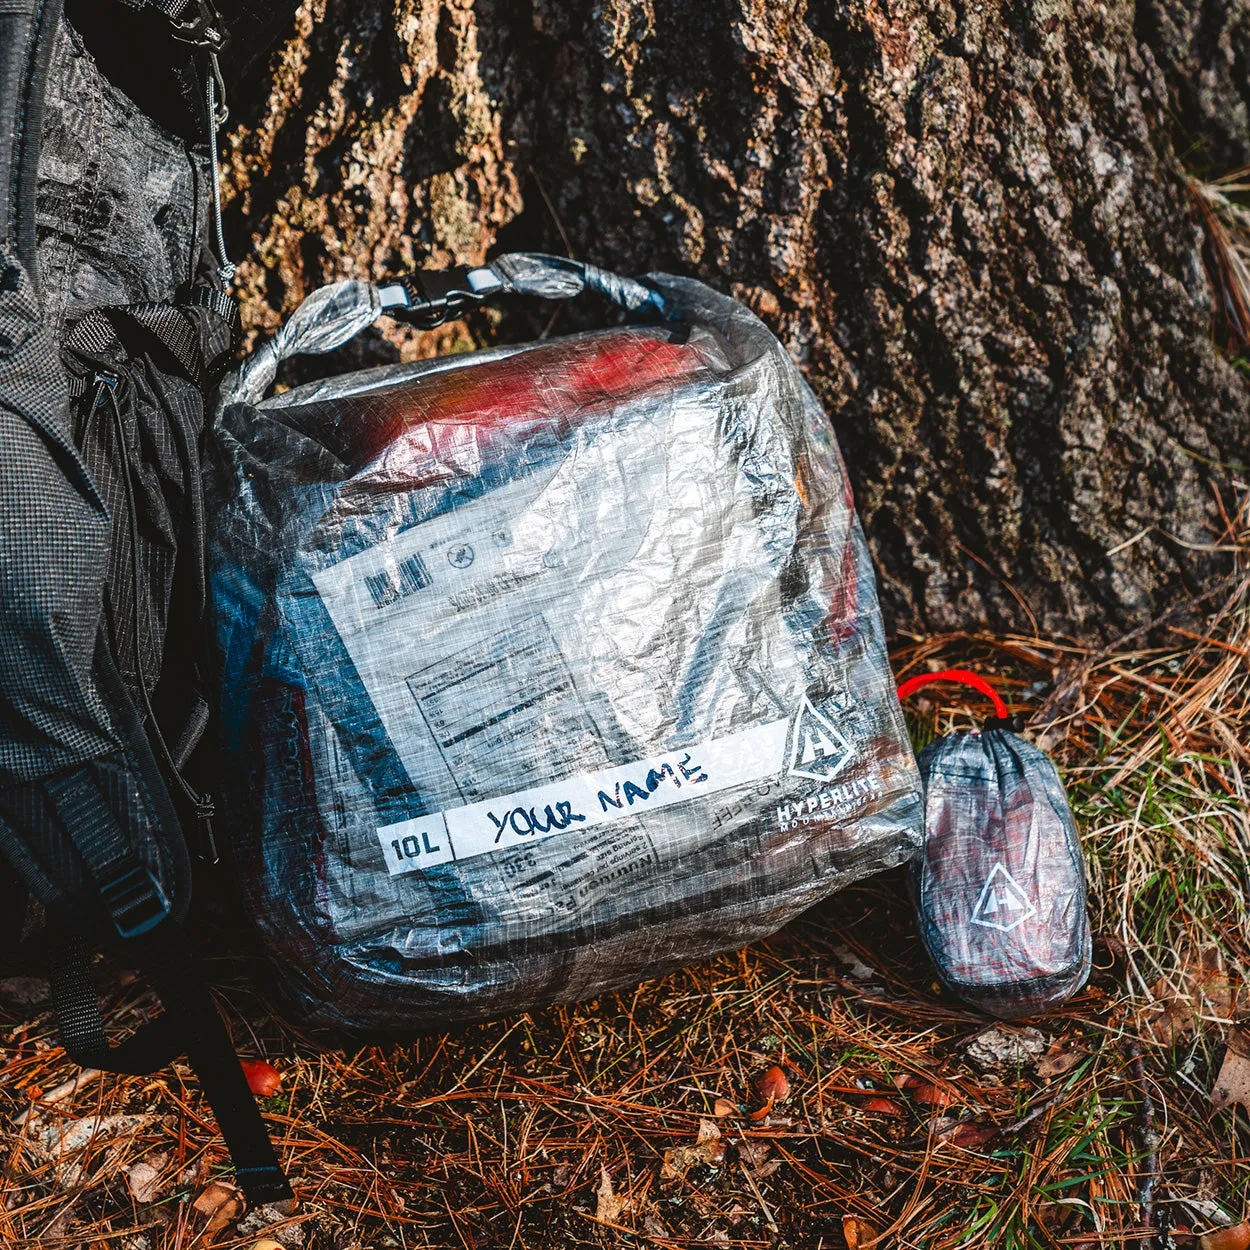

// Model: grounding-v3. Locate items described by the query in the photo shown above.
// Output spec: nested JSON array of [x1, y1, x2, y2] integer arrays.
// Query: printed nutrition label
[[405, 616, 597, 805], [312, 468, 620, 806]]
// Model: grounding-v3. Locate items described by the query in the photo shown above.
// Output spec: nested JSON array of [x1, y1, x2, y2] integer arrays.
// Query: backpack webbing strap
[[136, 0, 196, 16], [113, 0, 228, 51], [42, 768, 172, 939], [187, 283, 240, 335], [66, 296, 236, 391], [49, 933, 179, 1071], [48, 930, 293, 1205]]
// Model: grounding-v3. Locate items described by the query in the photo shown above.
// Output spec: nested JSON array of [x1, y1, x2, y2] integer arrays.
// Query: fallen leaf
[[713, 1098, 738, 1118], [207, 1199, 243, 1240], [595, 1166, 627, 1223], [1211, 1048, 1250, 1112], [1037, 1038, 1086, 1080], [1138, 946, 1241, 1046], [756, 1065, 790, 1103], [194, 1180, 240, 1216], [843, 1213, 884, 1247], [859, 1096, 904, 1116], [194, 1180, 243, 1240], [897, 1075, 952, 1107], [660, 1119, 725, 1179], [738, 1137, 784, 1178], [696, 1117, 721, 1143], [1200, 1222, 1250, 1250], [936, 1121, 998, 1150], [240, 1059, 283, 1098], [125, 1152, 169, 1204], [249, 1241, 285, 1250]]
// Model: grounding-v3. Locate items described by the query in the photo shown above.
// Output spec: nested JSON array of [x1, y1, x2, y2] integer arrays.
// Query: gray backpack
[[0, 0, 292, 1204]]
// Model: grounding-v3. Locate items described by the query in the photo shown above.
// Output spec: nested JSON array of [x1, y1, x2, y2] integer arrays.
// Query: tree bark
[[222, 0, 1250, 641]]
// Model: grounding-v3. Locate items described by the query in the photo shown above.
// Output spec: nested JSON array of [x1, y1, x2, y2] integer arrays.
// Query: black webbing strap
[[141, 0, 195, 16], [48, 928, 293, 1204], [187, 282, 239, 335], [49, 932, 179, 1072], [42, 768, 172, 940], [123, 303, 207, 385], [64, 289, 240, 392], [67, 303, 204, 388], [113, 0, 228, 50]]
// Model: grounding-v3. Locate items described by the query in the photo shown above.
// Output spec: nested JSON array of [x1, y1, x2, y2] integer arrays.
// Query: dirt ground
[[1, 567, 1247, 1250]]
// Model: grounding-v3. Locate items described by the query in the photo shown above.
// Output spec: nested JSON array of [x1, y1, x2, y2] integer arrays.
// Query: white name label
[[376, 717, 791, 876]]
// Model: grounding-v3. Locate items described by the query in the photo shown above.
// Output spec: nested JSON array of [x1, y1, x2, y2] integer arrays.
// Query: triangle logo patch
[[786, 695, 855, 783], [970, 863, 1037, 933]]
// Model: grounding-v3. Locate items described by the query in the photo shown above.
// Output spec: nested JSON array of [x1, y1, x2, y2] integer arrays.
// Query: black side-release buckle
[[165, 0, 229, 51], [100, 863, 172, 939], [983, 713, 1029, 733], [381, 269, 488, 330]]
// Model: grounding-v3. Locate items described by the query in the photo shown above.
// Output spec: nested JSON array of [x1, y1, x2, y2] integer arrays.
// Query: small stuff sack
[[901, 671, 1091, 1019], [208, 253, 923, 1029]]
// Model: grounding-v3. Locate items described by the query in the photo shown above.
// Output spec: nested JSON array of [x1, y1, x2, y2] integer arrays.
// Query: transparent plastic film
[[209, 258, 923, 1029], [900, 674, 1091, 1019]]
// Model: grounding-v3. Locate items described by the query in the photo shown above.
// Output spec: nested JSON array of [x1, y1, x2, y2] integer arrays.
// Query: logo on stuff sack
[[786, 695, 855, 783], [970, 863, 1037, 933]]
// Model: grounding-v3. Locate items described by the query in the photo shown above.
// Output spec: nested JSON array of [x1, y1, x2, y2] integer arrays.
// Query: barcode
[[365, 553, 432, 608]]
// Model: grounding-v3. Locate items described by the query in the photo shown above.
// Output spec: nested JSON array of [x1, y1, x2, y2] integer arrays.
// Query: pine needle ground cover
[[1, 555, 1247, 1249]]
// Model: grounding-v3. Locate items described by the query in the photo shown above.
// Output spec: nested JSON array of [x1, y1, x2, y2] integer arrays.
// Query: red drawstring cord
[[895, 668, 1009, 720]]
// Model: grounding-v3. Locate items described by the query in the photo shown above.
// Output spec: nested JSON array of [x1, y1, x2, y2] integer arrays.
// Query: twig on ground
[[13, 1068, 102, 1128], [1129, 1039, 1160, 1248]]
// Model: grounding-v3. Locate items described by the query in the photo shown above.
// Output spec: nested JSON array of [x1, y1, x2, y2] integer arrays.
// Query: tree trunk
[[221, 0, 1250, 641]]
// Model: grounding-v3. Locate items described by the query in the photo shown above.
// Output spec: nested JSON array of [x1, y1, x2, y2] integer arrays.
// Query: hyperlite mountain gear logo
[[786, 695, 854, 783], [970, 863, 1037, 932]]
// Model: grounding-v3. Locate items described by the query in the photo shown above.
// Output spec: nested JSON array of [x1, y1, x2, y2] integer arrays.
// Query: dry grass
[[2, 517, 1247, 1249]]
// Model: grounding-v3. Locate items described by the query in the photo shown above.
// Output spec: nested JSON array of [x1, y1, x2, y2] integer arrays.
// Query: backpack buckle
[[100, 863, 171, 939], [167, 0, 229, 52], [379, 268, 500, 330]]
